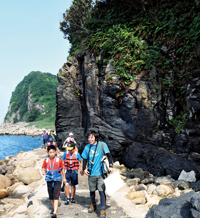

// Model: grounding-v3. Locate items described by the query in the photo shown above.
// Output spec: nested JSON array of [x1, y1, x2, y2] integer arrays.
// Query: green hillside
[[4, 71, 58, 126]]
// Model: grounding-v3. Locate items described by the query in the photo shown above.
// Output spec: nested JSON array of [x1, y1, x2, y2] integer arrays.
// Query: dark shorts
[[47, 181, 61, 200], [43, 139, 48, 144], [65, 170, 78, 186], [88, 175, 105, 192]]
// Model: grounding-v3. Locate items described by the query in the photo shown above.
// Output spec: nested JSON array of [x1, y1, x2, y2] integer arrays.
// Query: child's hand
[[80, 170, 84, 176], [63, 178, 67, 184]]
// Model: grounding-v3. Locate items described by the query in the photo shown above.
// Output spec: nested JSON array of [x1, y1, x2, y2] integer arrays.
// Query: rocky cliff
[[55, 52, 200, 179]]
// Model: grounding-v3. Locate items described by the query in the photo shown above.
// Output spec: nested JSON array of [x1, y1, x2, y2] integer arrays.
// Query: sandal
[[65, 198, 71, 205]]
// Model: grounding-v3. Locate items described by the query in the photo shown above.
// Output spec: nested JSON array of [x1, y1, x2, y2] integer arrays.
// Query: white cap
[[69, 132, 73, 136]]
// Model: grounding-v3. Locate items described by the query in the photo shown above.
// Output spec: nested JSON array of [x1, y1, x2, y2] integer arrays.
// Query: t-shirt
[[42, 133, 48, 140], [42, 158, 63, 170], [62, 151, 82, 174], [63, 137, 76, 147], [81, 141, 110, 176]]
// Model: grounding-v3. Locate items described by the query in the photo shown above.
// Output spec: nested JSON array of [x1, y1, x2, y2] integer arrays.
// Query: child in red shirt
[[42, 145, 66, 218]]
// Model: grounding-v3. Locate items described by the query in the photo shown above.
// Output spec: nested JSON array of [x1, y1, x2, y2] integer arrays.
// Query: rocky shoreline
[[0, 122, 51, 136], [1, 148, 200, 217]]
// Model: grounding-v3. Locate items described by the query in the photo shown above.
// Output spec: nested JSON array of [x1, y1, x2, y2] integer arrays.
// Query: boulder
[[126, 178, 140, 187], [0, 189, 8, 199], [146, 195, 161, 208], [125, 191, 146, 200], [0, 175, 12, 189], [153, 185, 174, 197], [12, 185, 34, 197], [190, 180, 200, 192], [172, 180, 189, 190], [19, 168, 42, 184], [141, 177, 155, 184], [6, 182, 24, 196], [155, 176, 175, 185], [132, 198, 146, 205], [135, 184, 147, 191], [146, 191, 200, 218], [147, 184, 157, 195], [191, 193, 200, 212], [178, 170, 196, 183]]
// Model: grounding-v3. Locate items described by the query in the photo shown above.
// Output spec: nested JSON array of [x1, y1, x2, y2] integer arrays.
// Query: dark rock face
[[146, 191, 200, 218], [56, 52, 200, 178]]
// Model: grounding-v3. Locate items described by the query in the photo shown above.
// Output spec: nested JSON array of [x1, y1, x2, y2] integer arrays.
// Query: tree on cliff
[[60, 0, 95, 42]]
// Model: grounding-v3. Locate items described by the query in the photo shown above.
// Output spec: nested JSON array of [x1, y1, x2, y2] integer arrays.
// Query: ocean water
[[0, 135, 43, 160]]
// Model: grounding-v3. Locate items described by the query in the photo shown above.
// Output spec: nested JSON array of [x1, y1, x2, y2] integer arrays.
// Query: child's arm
[[61, 160, 66, 183], [42, 160, 46, 175], [80, 160, 84, 176], [42, 168, 46, 175]]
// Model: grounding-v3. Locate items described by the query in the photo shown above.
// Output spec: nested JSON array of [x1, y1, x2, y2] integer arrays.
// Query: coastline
[[0, 122, 51, 136]]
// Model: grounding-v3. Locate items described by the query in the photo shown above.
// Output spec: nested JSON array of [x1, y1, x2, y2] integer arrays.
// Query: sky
[[0, 0, 72, 122]]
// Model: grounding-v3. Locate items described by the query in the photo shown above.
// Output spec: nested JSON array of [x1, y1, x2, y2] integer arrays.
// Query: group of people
[[41, 130, 113, 218]]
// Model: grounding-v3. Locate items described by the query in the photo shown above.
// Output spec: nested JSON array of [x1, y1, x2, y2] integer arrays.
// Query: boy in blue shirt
[[62, 142, 83, 205], [81, 131, 113, 218]]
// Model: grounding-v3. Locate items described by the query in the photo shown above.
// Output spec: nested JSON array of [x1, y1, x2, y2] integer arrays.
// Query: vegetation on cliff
[[4, 71, 58, 127], [60, 0, 200, 133]]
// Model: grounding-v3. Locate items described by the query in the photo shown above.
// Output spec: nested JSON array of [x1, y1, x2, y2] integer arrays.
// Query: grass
[[26, 117, 55, 130]]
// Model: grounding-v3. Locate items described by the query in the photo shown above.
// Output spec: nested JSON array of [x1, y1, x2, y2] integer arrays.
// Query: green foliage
[[169, 112, 188, 134], [61, 72, 67, 77], [4, 71, 58, 123], [73, 88, 81, 97], [60, 0, 200, 110]]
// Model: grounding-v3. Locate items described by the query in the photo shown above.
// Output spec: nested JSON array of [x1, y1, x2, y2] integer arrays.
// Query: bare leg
[[65, 184, 70, 198], [71, 186, 76, 199], [53, 200, 59, 214], [51, 199, 54, 208]]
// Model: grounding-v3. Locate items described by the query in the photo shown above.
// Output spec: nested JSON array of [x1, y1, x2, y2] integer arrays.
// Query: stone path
[[14, 148, 147, 218], [42, 167, 130, 218]]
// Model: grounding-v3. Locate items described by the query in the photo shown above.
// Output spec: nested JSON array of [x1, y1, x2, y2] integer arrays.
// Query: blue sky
[[0, 0, 72, 122]]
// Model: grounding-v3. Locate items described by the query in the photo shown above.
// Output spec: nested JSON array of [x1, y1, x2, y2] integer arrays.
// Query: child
[[42, 129, 48, 148], [62, 141, 84, 205], [63, 132, 76, 148], [46, 138, 59, 153], [42, 145, 66, 218]]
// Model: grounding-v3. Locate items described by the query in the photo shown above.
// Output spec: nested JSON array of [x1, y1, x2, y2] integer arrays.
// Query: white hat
[[69, 132, 73, 136]]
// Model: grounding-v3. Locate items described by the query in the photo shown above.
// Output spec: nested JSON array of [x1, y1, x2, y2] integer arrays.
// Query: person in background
[[63, 132, 78, 151], [47, 130, 60, 153], [46, 138, 59, 153], [48, 130, 58, 144], [42, 145, 66, 218], [62, 141, 84, 205], [81, 131, 113, 218], [42, 129, 48, 148]]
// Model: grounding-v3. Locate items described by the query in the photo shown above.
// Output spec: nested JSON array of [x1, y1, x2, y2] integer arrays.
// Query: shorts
[[88, 175, 105, 192], [47, 181, 61, 200], [43, 139, 48, 144], [65, 170, 78, 186]]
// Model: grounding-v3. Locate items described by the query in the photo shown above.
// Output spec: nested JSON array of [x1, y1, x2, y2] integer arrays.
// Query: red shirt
[[42, 158, 63, 169]]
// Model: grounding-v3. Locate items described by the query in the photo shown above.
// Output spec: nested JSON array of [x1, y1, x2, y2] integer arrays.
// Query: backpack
[[100, 142, 110, 175]]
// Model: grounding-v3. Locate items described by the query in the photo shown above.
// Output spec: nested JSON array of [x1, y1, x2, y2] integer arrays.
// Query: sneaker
[[88, 203, 96, 213], [100, 210, 106, 218], [50, 210, 54, 214], [51, 214, 57, 218], [65, 198, 71, 205], [71, 198, 75, 203]]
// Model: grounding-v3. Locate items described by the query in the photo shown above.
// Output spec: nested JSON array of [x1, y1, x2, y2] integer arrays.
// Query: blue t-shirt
[[42, 133, 48, 140], [81, 141, 110, 176], [62, 151, 82, 174]]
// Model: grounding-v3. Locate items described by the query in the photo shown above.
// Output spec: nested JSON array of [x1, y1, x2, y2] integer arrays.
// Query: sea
[[0, 135, 43, 160]]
